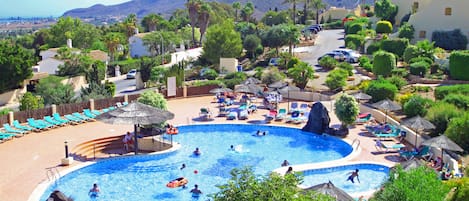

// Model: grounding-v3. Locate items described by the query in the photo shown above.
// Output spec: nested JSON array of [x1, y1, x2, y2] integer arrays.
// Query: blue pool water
[[40, 124, 353, 201], [301, 163, 390, 195]]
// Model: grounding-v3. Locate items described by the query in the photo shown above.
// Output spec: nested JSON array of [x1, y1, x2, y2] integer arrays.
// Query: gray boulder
[[301, 102, 331, 134]]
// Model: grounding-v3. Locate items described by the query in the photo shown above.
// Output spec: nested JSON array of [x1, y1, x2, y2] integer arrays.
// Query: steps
[[72, 135, 126, 161]]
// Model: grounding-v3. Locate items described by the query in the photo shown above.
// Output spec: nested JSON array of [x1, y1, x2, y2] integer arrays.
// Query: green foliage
[[0, 40, 35, 93], [243, 34, 261, 59], [142, 31, 182, 56], [372, 166, 450, 201], [374, 0, 398, 24], [235, 22, 257, 39], [376, 20, 393, 34], [137, 90, 168, 110], [409, 61, 430, 76], [111, 59, 140, 74], [432, 29, 468, 51], [78, 82, 111, 102], [210, 167, 334, 201], [104, 80, 116, 97], [334, 93, 359, 127], [150, 66, 168, 84], [139, 57, 155, 83], [372, 51, 396, 77], [287, 57, 300, 69], [398, 23, 415, 40], [426, 101, 462, 136], [0, 108, 12, 115], [403, 45, 420, 63], [381, 38, 409, 58], [434, 84, 469, 100], [386, 75, 407, 90], [337, 62, 354, 76], [403, 95, 433, 117], [261, 24, 300, 56], [287, 61, 315, 89], [325, 69, 348, 91], [344, 34, 365, 51], [46, 17, 101, 49], [19, 92, 44, 111], [449, 50, 469, 81], [253, 67, 263, 79], [365, 78, 398, 102], [202, 69, 218, 80], [346, 23, 365, 35], [444, 176, 469, 201], [165, 63, 185, 87], [359, 56, 373, 71], [391, 68, 408, 78], [57, 48, 94, 77], [192, 80, 224, 87], [318, 56, 338, 69], [35, 76, 75, 105], [409, 56, 433, 65], [445, 112, 469, 153], [261, 10, 291, 26], [367, 41, 381, 55], [443, 94, 469, 110], [261, 67, 285, 86], [203, 19, 243, 64], [323, 20, 343, 29], [223, 72, 247, 89]]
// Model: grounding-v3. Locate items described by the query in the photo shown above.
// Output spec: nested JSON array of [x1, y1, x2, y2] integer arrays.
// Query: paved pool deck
[[0, 96, 402, 201]]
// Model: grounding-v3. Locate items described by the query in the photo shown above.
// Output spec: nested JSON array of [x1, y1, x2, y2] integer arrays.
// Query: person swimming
[[180, 163, 186, 170], [347, 169, 360, 183], [281, 160, 290, 167], [190, 184, 202, 197], [193, 147, 201, 156], [88, 183, 100, 199]]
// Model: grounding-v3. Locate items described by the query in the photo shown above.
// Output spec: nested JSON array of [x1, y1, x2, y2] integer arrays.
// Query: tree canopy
[[0, 41, 35, 93], [202, 19, 242, 64], [334, 93, 359, 128]]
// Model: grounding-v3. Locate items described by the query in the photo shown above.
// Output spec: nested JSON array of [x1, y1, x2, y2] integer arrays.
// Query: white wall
[[37, 58, 64, 75], [129, 36, 150, 58]]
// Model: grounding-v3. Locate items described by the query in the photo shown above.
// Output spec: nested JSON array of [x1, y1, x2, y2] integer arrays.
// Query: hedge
[[434, 84, 469, 100], [409, 61, 430, 76], [403, 45, 420, 63], [372, 51, 396, 77], [403, 95, 433, 117], [432, 29, 468, 50], [409, 56, 433, 65], [398, 23, 414, 40], [449, 50, 469, 80], [365, 78, 398, 102], [344, 34, 365, 51], [443, 94, 469, 110], [367, 41, 381, 55], [426, 101, 462, 136], [325, 69, 348, 91], [375, 20, 393, 34], [347, 23, 365, 35], [381, 38, 409, 58]]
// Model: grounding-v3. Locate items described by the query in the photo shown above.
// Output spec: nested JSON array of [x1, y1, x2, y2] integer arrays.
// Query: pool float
[[166, 177, 188, 188], [166, 127, 179, 135]]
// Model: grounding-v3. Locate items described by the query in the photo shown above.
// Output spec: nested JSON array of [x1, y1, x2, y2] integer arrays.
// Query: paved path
[[0, 96, 402, 201]]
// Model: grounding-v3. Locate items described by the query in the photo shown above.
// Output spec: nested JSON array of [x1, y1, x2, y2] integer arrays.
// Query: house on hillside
[[393, 0, 469, 48], [129, 32, 151, 58]]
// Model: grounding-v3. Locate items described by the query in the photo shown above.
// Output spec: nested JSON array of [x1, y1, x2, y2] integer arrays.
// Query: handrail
[[46, 167, 61, 186], [351, 138, 360, 150]]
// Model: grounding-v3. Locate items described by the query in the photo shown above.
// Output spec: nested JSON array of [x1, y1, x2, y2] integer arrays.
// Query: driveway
[[294, 29, 369, 91]]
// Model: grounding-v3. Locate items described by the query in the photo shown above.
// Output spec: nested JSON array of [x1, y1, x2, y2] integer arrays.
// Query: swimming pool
[[39, 124, 353, 201], [300, 163, 390, 197]]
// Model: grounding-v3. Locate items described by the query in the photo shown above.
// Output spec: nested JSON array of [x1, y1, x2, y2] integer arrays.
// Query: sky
[[0, 0, 131, 18]]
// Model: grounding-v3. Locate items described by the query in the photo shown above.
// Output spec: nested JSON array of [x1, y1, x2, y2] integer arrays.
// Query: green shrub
[[403, 95, 433, 117], [318, 56, 338, 69], [403, 45, 420, 63], [443, 94, 469, 110], [0, 108, 12, 115], [367, 41, 381, 55], [344, 34, 365, 51], [426, 101, 462, 136], [223, 72, 247, 89], [19, 92, 44, 111], [137, 90, 168, 110], [434, 84, 469, 100], [323, 20, 343, 29], [409, 61, 431, 76], [365, 78, 398, 102], [359, 56, 373, 71], [337, 62, 354, 76], [386, 75, 407, 90], [347, 23, 365, 35], [372, 51, 396, 77], [287, 57, 300, 69], [110, 59, 140, 74], [409, 56, 433, 65], [375, 20, 393, 34], [444, 177, 469, 201], [398, 23, 415, 40], [192, 80, 224, 87], [325, 69, 348, 91], [261, 67, 285, 86], [445, 112, 469, 153], [202, 69, 218, 80], [391, 68, 409, 78], [381, 38, 409, 58], [432, 29, 468, 50], [449, 50, 469, 81], [104, 80, 116, 97]]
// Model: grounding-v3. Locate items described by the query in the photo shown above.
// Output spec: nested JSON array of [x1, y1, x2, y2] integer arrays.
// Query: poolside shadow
[[192, 117, 215, 122], [247, 120, 269, 124], [385, 155, 403, 162], [358, 131, 375, 138]]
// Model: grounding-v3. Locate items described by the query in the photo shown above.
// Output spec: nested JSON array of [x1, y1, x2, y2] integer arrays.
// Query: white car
[[126, 69, 137, 79], [333, 49, 361, 63]]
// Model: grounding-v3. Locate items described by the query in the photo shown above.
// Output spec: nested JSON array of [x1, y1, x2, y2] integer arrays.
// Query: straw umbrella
[[402, 115, 435, 146], [243, 77, 261, 85], [209, 87, 233, 94], [95, 102, 174, 155], [372, 99, 402, 123], [268, 81, 287, 89], [304, 181, 354, 201], [422, 135, 464, 163], [400, 158, 425, 171], [278, 84, 300, 113], [351, 91, 372, 102]]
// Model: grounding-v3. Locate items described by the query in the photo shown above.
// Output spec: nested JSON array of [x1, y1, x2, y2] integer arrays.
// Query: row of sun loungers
[[0, 103, 127, 143]]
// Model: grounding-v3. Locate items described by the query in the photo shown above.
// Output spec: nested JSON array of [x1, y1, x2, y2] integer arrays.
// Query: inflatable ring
[[166, 128, 179, 135], [166, 177, 188, 188]]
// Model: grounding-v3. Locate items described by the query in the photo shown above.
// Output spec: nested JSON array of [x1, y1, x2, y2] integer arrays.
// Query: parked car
[[332, 49, 361, 63], [317, 52, 345, 62], [303, 24, 323, 34], [269, 57, 280, 66], [126, 69, 137, 79]]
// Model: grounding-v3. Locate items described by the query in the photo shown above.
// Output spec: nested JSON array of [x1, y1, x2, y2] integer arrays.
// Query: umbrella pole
[[134, 124, 138, 155], [287, 90, 290, 113], [414, 131, 419, 147]]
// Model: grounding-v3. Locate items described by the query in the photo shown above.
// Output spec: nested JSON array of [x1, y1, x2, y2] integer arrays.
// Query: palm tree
[[232, 2, 241, 22], [142, 13, 160, 32], [283, 0, 297, 24], [198, 3, 211, 45], [301, 0, 311, 24], [103, 32, 124, 62], [123, 13, 138, 38], [311, 0, 326, 25], [241, 2, 254, 22], [186, 0, 202, 47]]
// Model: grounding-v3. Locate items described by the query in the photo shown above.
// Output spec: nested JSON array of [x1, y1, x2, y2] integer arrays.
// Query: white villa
[[129, 32, 152, 58], [393, 0, 469, 48]]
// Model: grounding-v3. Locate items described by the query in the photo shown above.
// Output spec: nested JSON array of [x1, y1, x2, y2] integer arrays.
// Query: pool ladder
[[351, 138, 360, 150], [46, 167, 61, 186]]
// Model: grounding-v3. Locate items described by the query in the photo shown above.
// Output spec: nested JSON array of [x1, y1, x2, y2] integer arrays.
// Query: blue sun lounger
[[52, 113, 70, 124], [44, 116, 65, 126], [13, 120, 34, 131], [83, 109, 97, 118], [27, 118, 50, 130], [65, 114, 85, 123], [73, 112, 93, 121], [0, 132, 16, 140], [3, 123, 27, 134]]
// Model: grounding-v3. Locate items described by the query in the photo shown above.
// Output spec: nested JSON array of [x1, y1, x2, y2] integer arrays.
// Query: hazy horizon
[[0, 0, 131, 18]]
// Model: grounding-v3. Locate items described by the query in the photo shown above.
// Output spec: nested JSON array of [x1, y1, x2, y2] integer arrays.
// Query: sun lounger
[[199, 108, 212, 120], [27, 118, 50, 130], [65, 114, 85, 123], [286, 111, 301, 123], [238, 110, 249, 120], [2, 123, 27, 135], [35, 119, 55, 128], [375, 140, 405, 153], [400, 146, 432, 161], [299, 103, 309, 113], [374, 128, 401, 139], [91, 110, 102, 116], [83, 109, 97, 118], [13, 120, 34, 131], [73, 112, 93, 121], [44, 116, 65, 126], [275, 108, 287, 121], [290, 102, 299, 113], [0, 132, 16, 140], [218, 106, 228, 117], [227, 110, 237, 120], [356, 113, 372, 124], [52, 113, 70, 124]]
